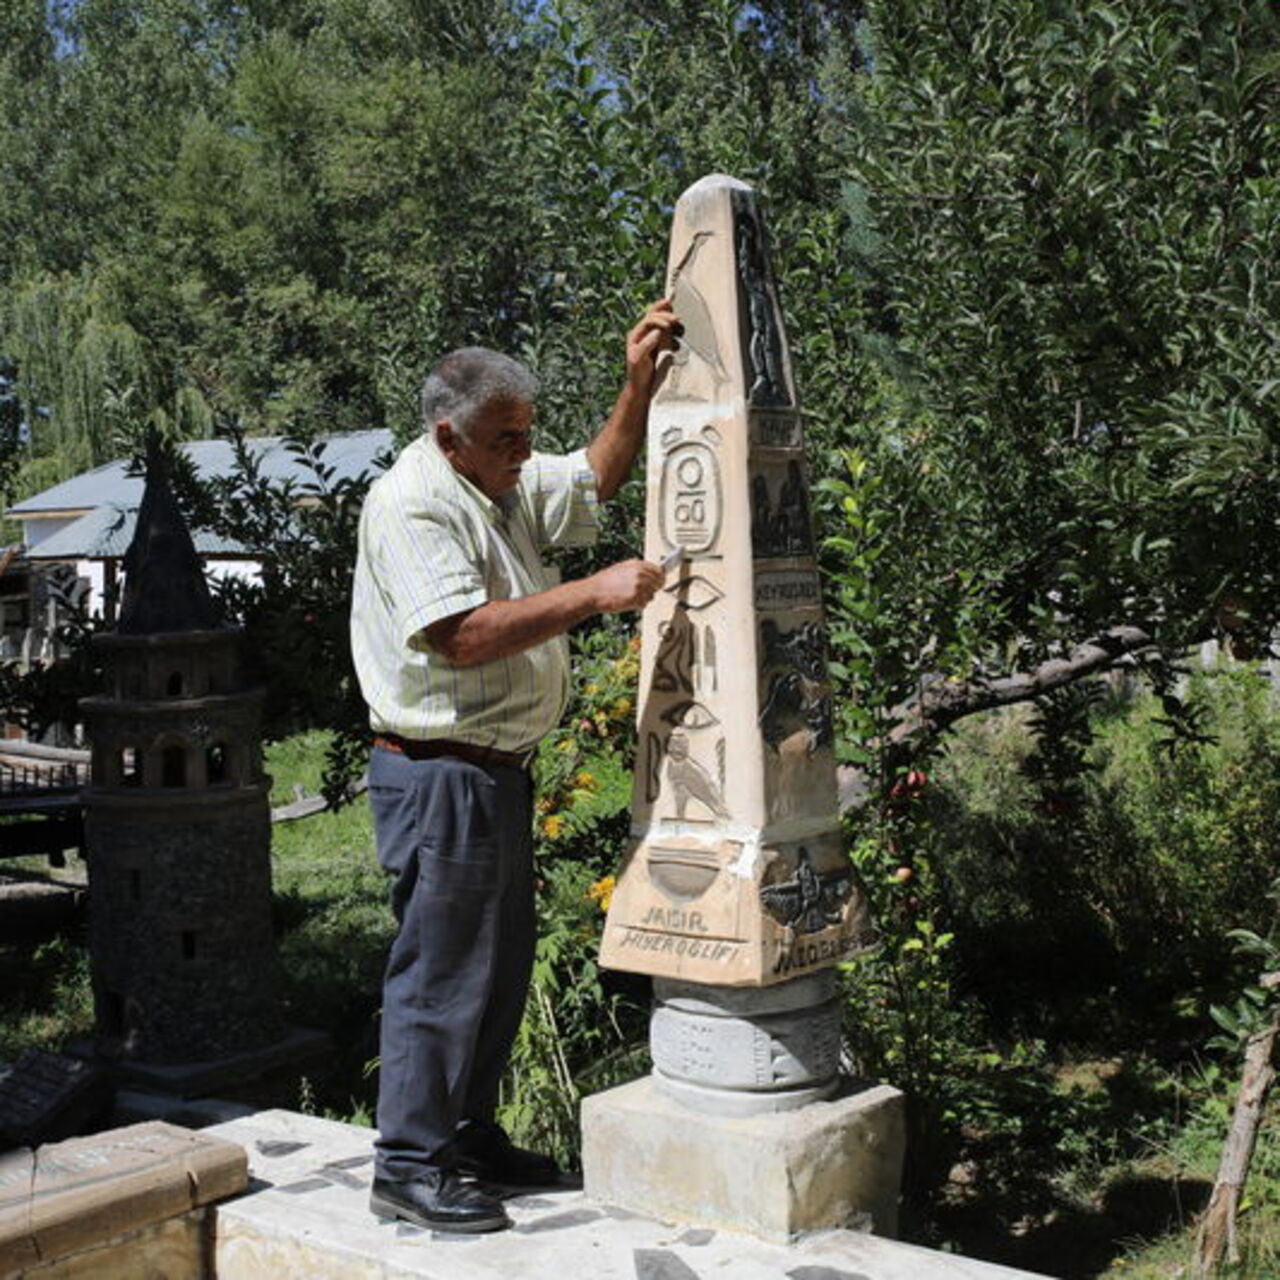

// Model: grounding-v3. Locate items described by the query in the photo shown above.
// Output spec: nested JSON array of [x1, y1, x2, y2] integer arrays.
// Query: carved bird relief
[[665, 232, 727, 397], [665, 730, 729, 821]]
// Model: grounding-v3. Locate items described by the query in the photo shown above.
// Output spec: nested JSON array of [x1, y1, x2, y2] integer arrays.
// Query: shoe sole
[[369, 1192, 510, 1234]]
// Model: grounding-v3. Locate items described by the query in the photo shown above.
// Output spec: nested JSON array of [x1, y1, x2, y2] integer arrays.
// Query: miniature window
[[206, 743, 228, 785], [162, 746, 186, 787], [121, 750, 142, 787], [167, 672, 184, 696]]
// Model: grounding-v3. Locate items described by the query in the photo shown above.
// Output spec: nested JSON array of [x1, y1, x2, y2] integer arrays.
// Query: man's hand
[[626, 298, 683, 394], [588, 559, 663, 613]]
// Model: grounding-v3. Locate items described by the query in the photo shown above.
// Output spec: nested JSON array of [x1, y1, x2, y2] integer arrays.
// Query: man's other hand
[[589, 559, 663, 612], [626, 298, 682, 393]]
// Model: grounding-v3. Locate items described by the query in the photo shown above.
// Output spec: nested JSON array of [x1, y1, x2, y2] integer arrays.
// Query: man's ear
[[436, 420, 459, 458]]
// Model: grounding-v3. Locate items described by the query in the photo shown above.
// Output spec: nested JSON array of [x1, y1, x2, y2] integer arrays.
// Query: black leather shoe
[[455, 1120, 561, 1187], [370, 1170, 510, 1233]]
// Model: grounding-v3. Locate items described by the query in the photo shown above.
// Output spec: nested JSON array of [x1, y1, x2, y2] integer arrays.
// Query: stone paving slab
[[0, 1119, 246, 1277], [204, 1109, 1053, 1280]]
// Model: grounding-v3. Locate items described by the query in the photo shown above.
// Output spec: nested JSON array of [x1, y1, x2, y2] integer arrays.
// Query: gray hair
[[420, 347, 537, 442]]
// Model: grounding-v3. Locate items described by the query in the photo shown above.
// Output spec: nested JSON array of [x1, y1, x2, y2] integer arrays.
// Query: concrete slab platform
[[203, 1109, 1051, 1280]]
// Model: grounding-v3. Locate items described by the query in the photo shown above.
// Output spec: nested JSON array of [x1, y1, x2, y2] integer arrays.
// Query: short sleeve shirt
[[350, 437, 600, 754]]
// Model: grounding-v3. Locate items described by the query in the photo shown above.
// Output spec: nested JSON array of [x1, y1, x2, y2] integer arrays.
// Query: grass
[[1098, 1067, 1280, 1279], [0, 935, 93, 1062], [264, 730, 387, 1120]]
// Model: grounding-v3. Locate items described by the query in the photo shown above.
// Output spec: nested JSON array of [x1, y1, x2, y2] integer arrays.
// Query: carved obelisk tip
[[680, 173, 753, 200]]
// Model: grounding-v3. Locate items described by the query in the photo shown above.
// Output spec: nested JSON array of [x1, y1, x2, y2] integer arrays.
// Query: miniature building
[[79, 447, 280, 1065]]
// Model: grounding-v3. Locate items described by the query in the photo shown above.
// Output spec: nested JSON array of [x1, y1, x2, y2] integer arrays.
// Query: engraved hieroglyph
[[660, 441, 722, 554], [600, 175, 869, 986], [750, 458, 815, 560]]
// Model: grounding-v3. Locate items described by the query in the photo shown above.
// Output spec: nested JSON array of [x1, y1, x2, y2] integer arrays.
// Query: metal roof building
[[7, 431, 394, 559], [2, 430, 393, 667]]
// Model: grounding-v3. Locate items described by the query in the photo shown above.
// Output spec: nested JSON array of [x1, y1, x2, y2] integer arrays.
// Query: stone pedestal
[[584, 173, 902, 1238], [582, 1076, 904, 1242]]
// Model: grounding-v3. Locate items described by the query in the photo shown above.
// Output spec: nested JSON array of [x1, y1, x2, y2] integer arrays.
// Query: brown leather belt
[[373, 733, 533, 771]]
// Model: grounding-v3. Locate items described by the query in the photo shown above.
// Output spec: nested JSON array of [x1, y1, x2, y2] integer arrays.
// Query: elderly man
[[351, 301, 678, 1233]]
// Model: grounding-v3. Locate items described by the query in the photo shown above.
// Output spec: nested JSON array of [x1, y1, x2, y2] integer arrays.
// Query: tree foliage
[[828, 0, 1280, 763]]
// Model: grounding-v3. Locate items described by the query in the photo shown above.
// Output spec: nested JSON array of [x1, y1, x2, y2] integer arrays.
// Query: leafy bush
[[840, 662, 1280, 1247], [498, 856, 649, 1170], [928, 665, 1280, 1038]]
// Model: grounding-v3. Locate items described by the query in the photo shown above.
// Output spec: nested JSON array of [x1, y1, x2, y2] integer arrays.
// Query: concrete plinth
[[0, 1119, 247, 1278], [581, 1074, 905, 1242]]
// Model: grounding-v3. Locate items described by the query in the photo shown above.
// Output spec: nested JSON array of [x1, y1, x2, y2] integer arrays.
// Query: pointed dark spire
[[116, 433, 221, 635]]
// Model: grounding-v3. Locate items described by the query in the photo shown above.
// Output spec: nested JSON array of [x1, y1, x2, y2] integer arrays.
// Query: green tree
[[827, 0, 1280, 759]]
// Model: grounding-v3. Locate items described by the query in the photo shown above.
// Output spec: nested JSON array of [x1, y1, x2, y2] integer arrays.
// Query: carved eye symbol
[[661, 700, 720, 729], [667, 575, 723, 611]]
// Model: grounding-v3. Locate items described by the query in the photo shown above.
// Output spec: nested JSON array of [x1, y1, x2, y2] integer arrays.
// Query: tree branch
[[886, 624, 1155, 751]]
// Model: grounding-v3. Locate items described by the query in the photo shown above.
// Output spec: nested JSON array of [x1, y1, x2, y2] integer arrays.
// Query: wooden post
[[1194, 971, 1280, 1274]]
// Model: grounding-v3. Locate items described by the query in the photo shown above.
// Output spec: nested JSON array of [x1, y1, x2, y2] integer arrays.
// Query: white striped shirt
[[350, 436, 600, 753]]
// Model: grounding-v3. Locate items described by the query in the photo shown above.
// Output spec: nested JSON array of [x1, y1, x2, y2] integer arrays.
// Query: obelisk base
[[582, 1074, 904, 1241], [649, 971, 843, 1114]]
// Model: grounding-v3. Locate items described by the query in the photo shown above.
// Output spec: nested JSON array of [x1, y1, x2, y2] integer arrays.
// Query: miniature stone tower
[[584, 176, 903, 1240], [80, 446, 281, 1072]]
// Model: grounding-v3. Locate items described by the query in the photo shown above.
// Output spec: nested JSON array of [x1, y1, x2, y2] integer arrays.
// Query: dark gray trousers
[[368, 746, 536, 1181]]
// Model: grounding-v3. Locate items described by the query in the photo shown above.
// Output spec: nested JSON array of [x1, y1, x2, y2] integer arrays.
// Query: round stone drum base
[[652, 1069, 838, 1116], [649, 970, 841, 1117]]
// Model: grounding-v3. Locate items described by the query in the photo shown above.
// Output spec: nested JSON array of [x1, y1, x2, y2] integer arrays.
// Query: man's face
[[437, 397, 534, 499]]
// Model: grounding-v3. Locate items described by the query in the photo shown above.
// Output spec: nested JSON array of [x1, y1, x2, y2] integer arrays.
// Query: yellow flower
[[611, 698, 633, 718], [587, 875, 616, 911], [574, 770, 597, 791], [541, 813, 566, 839], [557, 738, 576, 752]]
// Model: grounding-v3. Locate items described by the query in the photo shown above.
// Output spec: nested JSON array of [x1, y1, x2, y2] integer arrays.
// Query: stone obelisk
[[583, 176, 903, 1241]]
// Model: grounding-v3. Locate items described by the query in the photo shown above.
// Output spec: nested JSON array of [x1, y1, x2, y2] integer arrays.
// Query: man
[[350, 300, 679, 1234]]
